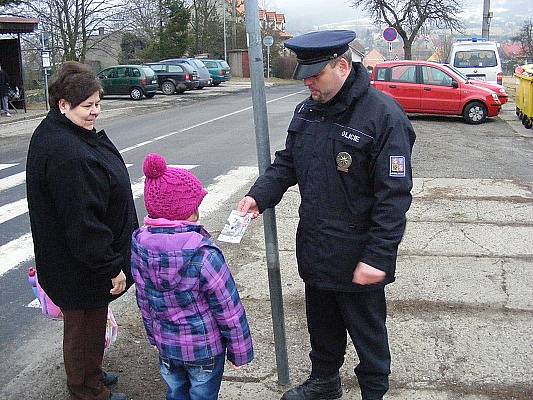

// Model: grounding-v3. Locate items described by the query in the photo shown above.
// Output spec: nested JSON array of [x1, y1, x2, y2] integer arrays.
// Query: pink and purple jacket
[[131, 217, 254, 366]]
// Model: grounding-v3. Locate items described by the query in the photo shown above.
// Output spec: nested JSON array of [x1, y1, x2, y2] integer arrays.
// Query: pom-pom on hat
[[143, 153, 207, 221]]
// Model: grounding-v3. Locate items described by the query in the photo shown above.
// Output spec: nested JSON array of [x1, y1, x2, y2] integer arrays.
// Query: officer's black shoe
[[280, 375, 342, 400]]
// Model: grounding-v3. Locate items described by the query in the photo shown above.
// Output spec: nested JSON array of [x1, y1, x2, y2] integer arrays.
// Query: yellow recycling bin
[[514, 64, 533, 129]]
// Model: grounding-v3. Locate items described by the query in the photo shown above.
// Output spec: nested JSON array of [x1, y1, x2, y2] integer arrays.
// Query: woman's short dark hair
[[48, 61, 103, 109]]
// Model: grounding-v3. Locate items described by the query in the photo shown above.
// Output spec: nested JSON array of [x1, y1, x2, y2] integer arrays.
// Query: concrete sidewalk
[[208, 177, 533, 400]]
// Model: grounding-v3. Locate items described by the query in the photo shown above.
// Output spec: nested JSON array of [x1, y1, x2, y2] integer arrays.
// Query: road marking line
[[0, 171, 25, 191], [0, 164, 17, 171], [0, 198, 27, 224], [0, 233, 33, 277], [119, 90, 306, 154]]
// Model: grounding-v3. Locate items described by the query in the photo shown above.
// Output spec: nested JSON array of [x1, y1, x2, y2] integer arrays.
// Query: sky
[[261, 0, 533, 36]]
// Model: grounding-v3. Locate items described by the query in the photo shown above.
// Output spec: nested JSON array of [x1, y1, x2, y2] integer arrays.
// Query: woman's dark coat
[[26, 108, 139, 309]]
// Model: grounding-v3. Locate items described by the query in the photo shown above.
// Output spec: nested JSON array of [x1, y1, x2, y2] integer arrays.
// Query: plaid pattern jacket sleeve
[[200, 246, 254, 367]]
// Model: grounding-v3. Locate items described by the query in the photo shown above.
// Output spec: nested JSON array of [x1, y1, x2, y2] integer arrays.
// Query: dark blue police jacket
[[248, 62, 416, 292]]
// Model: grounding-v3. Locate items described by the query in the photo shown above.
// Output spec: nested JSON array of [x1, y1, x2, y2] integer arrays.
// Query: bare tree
[[22, 0, 124, 62], [117, 0, 161, 41], [349, 0, 463, 60], [513, 18, 533, 62], [188, 0, 222, 56]]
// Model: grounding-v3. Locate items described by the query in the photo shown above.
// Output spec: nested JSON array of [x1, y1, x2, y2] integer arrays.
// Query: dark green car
[[97, 65, 158, 100], [200, 59, 231, 86]]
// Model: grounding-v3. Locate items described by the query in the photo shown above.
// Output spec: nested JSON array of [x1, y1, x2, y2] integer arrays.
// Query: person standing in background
[[0, 65, 12, 117]]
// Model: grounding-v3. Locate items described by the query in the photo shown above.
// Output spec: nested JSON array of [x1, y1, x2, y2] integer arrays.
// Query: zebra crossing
[[0, 162, 258, 278]]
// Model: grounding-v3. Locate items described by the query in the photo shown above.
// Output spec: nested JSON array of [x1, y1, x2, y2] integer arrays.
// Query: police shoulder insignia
[[389, 156, 406, 177]]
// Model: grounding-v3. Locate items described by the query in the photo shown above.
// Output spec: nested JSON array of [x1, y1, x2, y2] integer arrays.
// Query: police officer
[[238, 30, 415, 400]]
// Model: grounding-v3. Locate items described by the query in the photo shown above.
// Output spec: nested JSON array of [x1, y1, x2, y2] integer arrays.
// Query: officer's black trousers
[[305, 284, 390, 400]]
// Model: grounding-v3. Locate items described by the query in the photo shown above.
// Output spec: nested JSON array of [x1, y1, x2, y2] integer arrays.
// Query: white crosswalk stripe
[[0, 164, 17, 171], [0, 171, 25, 192]]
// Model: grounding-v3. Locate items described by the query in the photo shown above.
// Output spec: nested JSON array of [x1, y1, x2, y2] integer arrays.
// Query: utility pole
[[232, 0, 237, 48], [223, 0, 227, 60], [244, 0, 290, 387], [482, 0, 491, 39]]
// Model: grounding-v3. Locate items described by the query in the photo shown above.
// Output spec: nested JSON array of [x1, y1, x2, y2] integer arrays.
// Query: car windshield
[[442, 65, 468, 83], [202, 60, 217, 68], [220, 61, 230, 69], [453, 50, 497, 68]]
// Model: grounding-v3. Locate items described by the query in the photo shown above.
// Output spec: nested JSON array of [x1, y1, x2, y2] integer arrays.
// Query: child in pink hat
[[131, 153, 254, 400]]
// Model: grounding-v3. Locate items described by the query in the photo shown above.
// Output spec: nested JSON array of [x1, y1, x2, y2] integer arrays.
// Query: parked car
[[144, 62, 199, 94], [200, 59, 231, 85], [448, 38, 503, 86], [96, 65, 158, 100], [160, 58, 212, 89], [370, 60, 502, 124], [442, 64, 508, 104]]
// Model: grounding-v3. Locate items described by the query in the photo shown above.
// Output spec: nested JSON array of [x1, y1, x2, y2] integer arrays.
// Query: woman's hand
[[110, 270, 126, 295]]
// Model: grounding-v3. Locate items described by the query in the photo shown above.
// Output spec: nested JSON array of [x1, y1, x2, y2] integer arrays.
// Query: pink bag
[[30, 267, 118, 350], [104, 308, 118, 351], [36, 280, 63, 320]]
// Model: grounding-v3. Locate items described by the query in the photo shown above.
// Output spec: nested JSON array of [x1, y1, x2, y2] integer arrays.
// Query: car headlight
[[491, 93, 499, 101]]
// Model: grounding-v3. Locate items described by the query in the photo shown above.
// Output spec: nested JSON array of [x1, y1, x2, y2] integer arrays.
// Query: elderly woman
[[26, 61, 138, 400]]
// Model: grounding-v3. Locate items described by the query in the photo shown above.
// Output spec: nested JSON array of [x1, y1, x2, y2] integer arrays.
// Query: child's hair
[[143, 153, 207, 221]]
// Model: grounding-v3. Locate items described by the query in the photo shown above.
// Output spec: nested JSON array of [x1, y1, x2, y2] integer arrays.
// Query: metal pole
[[244, 0, 290, 386], [44, 68, 49, 112], [223, 0, 227, 61], [482, 0, 490, 39], [267, 45, 270, 79], [41, 32, 49, 111]]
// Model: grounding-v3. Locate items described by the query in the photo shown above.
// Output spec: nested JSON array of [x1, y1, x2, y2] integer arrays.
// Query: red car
[[370, 60, 502, 124], [442, 64, 508, 105]]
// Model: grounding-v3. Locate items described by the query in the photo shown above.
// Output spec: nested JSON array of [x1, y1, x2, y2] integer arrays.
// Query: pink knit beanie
[[143, 153, 207, 221]]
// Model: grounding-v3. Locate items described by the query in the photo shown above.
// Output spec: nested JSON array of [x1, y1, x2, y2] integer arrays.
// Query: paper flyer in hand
[[217, 210, 253, 243]]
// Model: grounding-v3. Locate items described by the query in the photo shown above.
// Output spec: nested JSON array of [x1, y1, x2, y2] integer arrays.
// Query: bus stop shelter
[[0, 16, 39, 112]]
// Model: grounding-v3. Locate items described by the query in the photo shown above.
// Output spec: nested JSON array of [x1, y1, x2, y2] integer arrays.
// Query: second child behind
[[131, 153, 254, 400]]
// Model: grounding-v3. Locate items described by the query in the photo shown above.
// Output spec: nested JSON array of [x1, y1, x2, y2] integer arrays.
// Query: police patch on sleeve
[[389, 156, 406, 177]]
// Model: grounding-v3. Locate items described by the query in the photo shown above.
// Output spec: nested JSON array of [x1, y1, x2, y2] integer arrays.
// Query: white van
[[448, 38, 503, 86]]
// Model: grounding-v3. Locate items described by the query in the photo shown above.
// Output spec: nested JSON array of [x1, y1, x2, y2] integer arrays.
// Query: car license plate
[[468, 75, 486, 81]]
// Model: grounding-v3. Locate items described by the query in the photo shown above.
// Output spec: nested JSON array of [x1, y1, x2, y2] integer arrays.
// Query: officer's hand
[[110, 270, 126, 295], [352, 262, 386, 285], [237, 196, 260, 219]]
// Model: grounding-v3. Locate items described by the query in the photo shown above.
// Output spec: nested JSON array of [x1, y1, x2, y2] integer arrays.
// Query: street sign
[[263, 35, 274, 47], [383, 27, 398, 42], [41, 51, 51, 68]]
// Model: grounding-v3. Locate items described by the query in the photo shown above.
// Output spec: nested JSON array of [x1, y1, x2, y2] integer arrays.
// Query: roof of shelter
[[0, 16, 39, 34]]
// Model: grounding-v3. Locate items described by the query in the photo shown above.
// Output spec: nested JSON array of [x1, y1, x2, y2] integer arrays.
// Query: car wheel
[[145, 93, 155, 98], [524, 117, 533, 129], [130, 87, 143, 100], [161, 81, 176, 95], [212, 82, 221, 86], [463, 101, 487, 124], [197, 86, 205, 89]]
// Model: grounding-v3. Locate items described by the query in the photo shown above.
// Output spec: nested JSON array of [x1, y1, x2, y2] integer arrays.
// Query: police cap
[[284, 30, 356, 80]]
